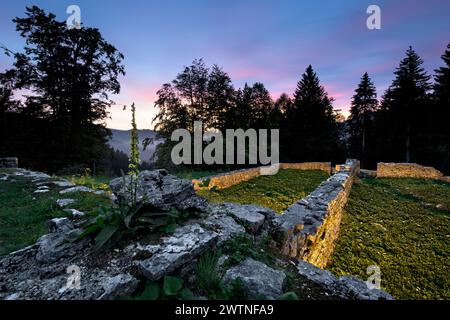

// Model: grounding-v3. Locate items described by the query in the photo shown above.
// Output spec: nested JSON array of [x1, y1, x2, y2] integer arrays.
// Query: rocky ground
[[0, 168, 392, 300]]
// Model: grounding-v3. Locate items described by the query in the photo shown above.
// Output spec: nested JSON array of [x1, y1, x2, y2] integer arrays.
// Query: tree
[[434, 43, 450, 128], [206, 65, 235, 131], [348, 72, 378, 166], [381, 46, 431, 163], [429, 43, 450, 173], [1, 6, 125, 172], [284, 65, 339, 162]]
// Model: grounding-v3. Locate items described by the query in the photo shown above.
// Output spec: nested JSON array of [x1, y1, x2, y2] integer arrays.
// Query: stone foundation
[[193, 162, 331, 190], [0, 157, 18, 168], [377, 162, 444, 179], [275, 159, 359, 268]]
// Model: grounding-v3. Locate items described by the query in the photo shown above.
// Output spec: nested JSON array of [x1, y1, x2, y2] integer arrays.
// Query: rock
[[138, 223, 219, 281], [53, 181, 75, 188], [64, 208, 85, 218], [203, 212, 246, 245], [109, 170, 202, 211], [34, 189, 50, 193], [223, 258, 286, 299], [93, 190, 108, 196], [294, 260, 393, 300], [35, 232, 87, 264], [56, 199, 75, 208], [98, 274, 139, 300], [48, 218, 74, 233], [209, 202, 271, 233], [59, 186, 93, 194]]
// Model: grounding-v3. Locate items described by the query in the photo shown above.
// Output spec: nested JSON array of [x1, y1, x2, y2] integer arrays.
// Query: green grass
[[0, 174, 111, 256], [328, 177, 450, 300], [64, 174, 111, 191], [197, 169, 328, 213]]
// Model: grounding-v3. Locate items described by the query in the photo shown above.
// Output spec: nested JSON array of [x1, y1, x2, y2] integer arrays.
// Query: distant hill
[[108, 129, 163, 163]]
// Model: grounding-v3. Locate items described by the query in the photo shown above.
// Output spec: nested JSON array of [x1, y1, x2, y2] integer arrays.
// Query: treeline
[[0, 6, 125, 174], [153, 45, 450, 174]]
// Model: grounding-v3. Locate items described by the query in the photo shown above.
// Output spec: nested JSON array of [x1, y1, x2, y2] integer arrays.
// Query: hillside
[[108, 129, 163, 163]]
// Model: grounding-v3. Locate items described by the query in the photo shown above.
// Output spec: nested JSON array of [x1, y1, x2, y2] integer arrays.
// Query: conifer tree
[[349, 72, 378, 166], [382, 46, 431, 162], [285, 65, 338, 161]]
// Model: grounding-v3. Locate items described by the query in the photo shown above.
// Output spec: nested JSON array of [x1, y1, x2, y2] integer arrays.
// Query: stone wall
[[377, 162, 444, 179], [193, 162, 331, 191], [0, 157, 18, 168], [275, 159, 359, 269]]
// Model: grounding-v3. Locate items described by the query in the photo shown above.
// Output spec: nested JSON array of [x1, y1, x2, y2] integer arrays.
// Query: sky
[[1, 0, 449, 130]]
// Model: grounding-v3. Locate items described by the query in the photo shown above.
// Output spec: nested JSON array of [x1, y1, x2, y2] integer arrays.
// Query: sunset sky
[[1, 0, 449, 130]]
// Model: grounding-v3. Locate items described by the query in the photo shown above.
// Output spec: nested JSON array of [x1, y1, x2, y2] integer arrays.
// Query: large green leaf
[[137, 282, 159, 300], [277, 292, 299, 300], [93, 224, 119, 252], [179, 287, 196, 300], [163, 276, 183, 296]]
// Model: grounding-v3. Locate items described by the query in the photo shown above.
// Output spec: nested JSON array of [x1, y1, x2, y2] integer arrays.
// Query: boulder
[[138, 223, 219, 281], [294, 260, 393, 300], [223, 258, 286, 299], [203, 213, 246, 245], [110, 170, 206, 212], [209, 202, 275, 234]]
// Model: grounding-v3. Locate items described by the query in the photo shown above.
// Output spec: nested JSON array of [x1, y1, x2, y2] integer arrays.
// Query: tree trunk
[[406, 121, 411, 163]]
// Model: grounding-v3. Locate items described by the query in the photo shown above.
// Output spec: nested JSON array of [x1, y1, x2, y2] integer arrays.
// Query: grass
[[64, 174, 111, 191], [0, 173, 111, 256], [328, 177, 450, 300], [197, 169, 328, 213]]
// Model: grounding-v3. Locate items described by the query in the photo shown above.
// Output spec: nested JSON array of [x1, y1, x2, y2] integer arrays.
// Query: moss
[[197, 169, 328, 213], [328, 177, 450, 300]]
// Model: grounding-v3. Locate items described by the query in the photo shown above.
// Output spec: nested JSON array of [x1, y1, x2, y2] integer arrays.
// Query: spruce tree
[[349, 72, 378, 166], [385, 46, 431, 162], [286, 65, 338, 161]]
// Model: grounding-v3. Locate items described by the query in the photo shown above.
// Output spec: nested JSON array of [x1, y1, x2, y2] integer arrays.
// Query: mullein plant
[[128, 102, 140, 205]]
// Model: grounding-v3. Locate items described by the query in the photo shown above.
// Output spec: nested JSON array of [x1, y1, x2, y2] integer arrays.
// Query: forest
[[1, 6, 449, 175]]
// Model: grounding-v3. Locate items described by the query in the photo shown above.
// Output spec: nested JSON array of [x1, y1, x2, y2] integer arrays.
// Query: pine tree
[[349, 72, 378, 166]]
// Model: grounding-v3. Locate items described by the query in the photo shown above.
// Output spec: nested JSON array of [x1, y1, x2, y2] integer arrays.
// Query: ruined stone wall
[[377, 162, 444, 179], [275, 159, 359, 269], [279, 162, 332, 175], [0, 157, 18, 168], [193, 162, 331, 191]]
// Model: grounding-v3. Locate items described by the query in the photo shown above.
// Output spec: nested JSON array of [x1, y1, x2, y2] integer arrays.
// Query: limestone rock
[[64, 208, 85, 218], [223, 258, 286, 299], [56, 199, 75, 208], [294, 260, 393, 300], [98, 274, 139, 300], [59, 186, 93, 194], [110, 170, 205, 212], [210, 202, 273, 233], [138, 223, 219, 281], [53, 181, 76, 188], [203, 212, 246, 245]]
